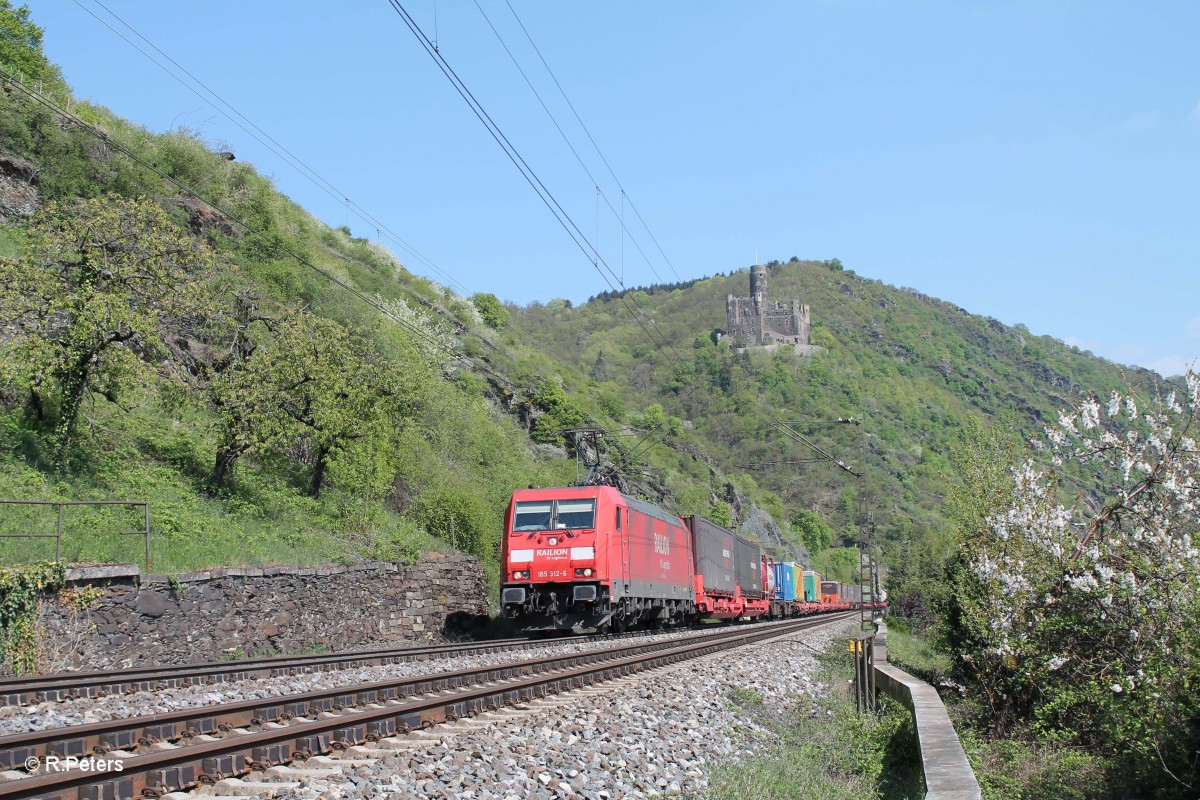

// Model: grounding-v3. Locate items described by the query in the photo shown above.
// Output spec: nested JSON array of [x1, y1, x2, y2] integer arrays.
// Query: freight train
[[499, 486, 883, 632]]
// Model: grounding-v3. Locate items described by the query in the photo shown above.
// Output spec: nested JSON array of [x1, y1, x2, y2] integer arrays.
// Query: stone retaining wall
[[35, 554, 488, 672]]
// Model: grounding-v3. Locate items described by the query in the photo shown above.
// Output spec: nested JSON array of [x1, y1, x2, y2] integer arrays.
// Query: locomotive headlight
[[584, 568, 593, 576], [574, 568, 594, 577], [548, 537, 558, 546], [512, 570, 530, 580]]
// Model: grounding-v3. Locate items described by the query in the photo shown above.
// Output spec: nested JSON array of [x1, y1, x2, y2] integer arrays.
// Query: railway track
[[0, 628, 673, 707], [0, 614, 853, 799]]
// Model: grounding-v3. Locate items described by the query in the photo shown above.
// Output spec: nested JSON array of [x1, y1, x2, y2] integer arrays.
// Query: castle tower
[[750, 264, 767, 344], [750, 264, 767, 314]]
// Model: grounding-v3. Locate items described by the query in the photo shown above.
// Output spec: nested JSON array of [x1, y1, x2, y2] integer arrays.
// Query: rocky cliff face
[[0, 153, 38, 223]]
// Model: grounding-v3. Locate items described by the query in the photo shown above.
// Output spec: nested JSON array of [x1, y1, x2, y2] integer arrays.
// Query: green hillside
[[508, 261, 1160, 574], [0, 15, 574, 579]]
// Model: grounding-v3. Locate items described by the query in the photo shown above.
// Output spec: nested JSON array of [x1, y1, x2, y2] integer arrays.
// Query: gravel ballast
[[0, 628, 722, 735], [271, 618, 857, 800]]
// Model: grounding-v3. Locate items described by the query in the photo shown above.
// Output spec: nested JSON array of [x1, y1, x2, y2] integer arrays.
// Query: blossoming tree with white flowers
[[948, 372, 1200, 792]]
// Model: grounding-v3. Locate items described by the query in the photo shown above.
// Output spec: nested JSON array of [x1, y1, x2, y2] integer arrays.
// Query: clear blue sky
[[28, 1, 1200, 377]]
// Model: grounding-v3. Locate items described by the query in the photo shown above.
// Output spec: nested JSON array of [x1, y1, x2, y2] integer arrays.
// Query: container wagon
[[735, 536, 770, 619], [773, 561, 797, 602], [682, 514, 745, 620], [802, 570, 822, 603], [821, 580, 842, 605]]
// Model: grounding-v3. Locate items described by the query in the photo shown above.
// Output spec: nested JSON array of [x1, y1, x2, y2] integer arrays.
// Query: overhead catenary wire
[[63, 3, 790, 494], [386, 1, 687, 372], [4, 67, 703, 490], [446, 3, 696, 462], [412, 7, 868, 494], [769, 420, 861, 478], [501, 0, 686, 285], [472, 0, 667, 289], [73, 0, 475, 299]]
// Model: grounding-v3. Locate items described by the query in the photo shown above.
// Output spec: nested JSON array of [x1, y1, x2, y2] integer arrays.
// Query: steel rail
[[0, 628, 711, 767], [0, 628, 673, 706], [0, 615, 853, 800], [0, 618, 823, 768], [0, 608, 855, 705]]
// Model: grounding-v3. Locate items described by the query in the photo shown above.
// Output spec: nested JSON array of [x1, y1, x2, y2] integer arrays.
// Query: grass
[[883, 622, 952, 686], [0, 404, 442, 573], [882, 622, 1110, 800], [706, 639, 924, 800], [956, 720, 1109, 800]]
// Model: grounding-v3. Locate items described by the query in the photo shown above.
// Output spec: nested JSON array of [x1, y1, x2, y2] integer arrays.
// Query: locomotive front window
[[556, 500, 596, 529], [513, 502, 553, 532]]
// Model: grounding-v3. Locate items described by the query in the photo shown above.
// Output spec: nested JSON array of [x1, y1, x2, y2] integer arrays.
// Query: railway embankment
[[873, 624, 981, 800], [32, 554, 487, 672]]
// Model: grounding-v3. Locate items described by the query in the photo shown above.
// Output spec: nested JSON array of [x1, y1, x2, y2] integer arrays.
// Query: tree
[[195, 305, 431, 497], [0, 195, 215, 465], [529, 378, 589, 445], [706, 501, 733, 528], [471, 292, 508, 330], [790, 507, 833, 553], [226, 312, 426, 498], [196, 295, 278, 491], [948, 377, 1200, 794], [0, 1, 61, 85], [409, 485, 493, 559]]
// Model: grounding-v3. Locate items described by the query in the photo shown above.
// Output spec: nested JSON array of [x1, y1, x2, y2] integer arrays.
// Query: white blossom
[[965, 371, 1200, 712]]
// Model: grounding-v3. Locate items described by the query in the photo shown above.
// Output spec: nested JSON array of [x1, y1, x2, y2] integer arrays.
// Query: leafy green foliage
[[958, 725, 1108, 800], [790, 507, 833, 553], [0, 195, 216, 465], [222, 312, 427, 498], [512, 261, 1158, 561], [408, 486, 494, 561], [470, 292, 508, 330], [0, 561, 65, 674], [0, 1, 61, 86], [813, 546, 859, 583], [704, 501, 732, 528], [529, 378, 589, 444], [0, 57, 574, 586]]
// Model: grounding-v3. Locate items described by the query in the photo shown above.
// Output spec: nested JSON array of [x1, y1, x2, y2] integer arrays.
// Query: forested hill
[[508, 260, 1163, 562], [0, 5, 1164, 589]]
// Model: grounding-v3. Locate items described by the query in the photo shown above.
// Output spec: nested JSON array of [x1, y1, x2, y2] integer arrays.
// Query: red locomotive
[[499, 486, 694, 632]]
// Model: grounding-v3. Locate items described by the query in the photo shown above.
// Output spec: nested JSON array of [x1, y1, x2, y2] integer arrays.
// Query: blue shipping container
[[772, 562, 797, 601]]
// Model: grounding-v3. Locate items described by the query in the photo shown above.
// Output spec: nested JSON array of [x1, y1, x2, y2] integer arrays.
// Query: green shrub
[[471, 292, 509, 330]]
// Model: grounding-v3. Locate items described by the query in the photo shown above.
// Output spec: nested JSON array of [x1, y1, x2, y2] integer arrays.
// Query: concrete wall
[[873, 625, 981, 800], [35, 554, 488, 672]]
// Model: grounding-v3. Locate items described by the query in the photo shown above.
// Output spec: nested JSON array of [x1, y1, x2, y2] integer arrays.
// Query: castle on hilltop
[[725, 264, 814, 351]]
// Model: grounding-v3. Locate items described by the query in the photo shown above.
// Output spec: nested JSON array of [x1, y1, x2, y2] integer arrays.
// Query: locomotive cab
[[501, 489, 608, 630]]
